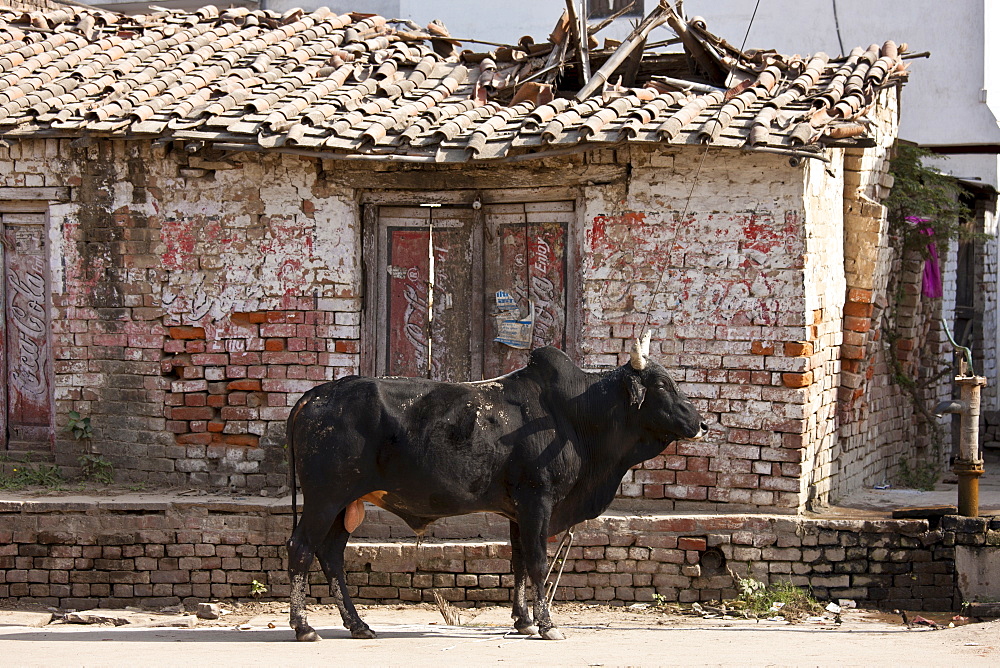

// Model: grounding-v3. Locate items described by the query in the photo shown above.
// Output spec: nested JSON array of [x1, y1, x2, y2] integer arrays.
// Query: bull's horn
[[630, 330, 651, 370]]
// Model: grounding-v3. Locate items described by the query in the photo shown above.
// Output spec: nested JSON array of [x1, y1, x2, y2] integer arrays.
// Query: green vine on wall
[[884, 143, 973, 255]]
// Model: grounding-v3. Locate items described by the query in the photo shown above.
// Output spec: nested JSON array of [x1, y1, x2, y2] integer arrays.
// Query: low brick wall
[[1, 498, 997, 612]]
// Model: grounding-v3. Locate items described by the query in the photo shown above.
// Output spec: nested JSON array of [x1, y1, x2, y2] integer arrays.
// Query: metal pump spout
[[933, 400, 968, 418]]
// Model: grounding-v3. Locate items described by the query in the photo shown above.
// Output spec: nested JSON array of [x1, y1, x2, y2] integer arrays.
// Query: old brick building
[[0, 5, 934, 513]]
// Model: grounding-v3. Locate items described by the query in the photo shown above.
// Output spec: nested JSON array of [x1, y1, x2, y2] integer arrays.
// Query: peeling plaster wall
[[578, 148, 814, 511], [800, 153, 846, 506], [2, 139, 363, 491]]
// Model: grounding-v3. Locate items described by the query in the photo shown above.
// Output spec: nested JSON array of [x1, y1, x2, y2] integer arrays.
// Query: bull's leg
[[287, 506, 339, 642], [516, 504, 564, 640], [315, 511, 376, 639], [508, 521, 538, 635]]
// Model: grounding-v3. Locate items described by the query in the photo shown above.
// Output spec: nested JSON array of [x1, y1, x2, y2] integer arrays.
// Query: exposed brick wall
[[831, 86, 953, 501], [3, 499, 995, 612]]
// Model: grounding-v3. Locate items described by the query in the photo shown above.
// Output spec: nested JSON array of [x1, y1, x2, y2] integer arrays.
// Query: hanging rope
[[637, 1, 763, 338], [544, 525, 577, 605], [638, 142, 710, 338]]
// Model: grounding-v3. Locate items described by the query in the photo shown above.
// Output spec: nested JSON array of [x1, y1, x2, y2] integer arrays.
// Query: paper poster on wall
[[493, 289, 534, 349]]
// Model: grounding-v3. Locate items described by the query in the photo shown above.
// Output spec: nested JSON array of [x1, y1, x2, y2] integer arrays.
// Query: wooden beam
[[322, 163, 626, 191], [0, 187, 70, 201]]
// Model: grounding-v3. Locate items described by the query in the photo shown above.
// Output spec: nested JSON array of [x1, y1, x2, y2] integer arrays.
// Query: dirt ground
[[1, 601, 997, 667]]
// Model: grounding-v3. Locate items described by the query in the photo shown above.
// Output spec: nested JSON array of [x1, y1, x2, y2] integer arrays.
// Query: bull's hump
[[526, 346, 587, 384]]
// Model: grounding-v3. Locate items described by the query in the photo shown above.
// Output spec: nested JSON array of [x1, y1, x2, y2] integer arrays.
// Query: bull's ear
[[626, 373, 646, 409]]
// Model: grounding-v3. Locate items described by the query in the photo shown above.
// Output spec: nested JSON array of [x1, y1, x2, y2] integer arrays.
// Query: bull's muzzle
[[692, 422, 709, 440]]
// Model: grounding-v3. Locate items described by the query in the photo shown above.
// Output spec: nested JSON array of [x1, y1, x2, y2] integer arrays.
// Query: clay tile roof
[[0, 5, 909, 163]]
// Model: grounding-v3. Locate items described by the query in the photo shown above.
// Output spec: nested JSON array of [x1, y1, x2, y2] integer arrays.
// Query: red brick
[[843, 316, 871, 333], [634, 470, 675, 484], [207, 395, 226, 408], [262, 351, 300, 364], [783, 341, 814, 357], [221, 406, 256, 420], [782, 433, 806, 449], [267, 311, 305, 324], [261, 324, 297, 337], [229, 352, 261, 365], [677, 537, 707, 552], [264, 339, 285, 352], [228, 379, 262, 392], [642, 484, 665, 499], [750, 341, 774, 355], [184, 393, 208, 407], [222, 434, 259, 447], [190, 353, 227, 366], [207, 420, 226, 433], [176, 433, 213, 445], [168, 406, 214, 421], [847, 288, 874, 304], [676, 471, 717, 486], [166, 421, 190, 434], [232, 311, 268, 324], [843, 330, 866, 346], [843, 301, 874, 318], [335, 340, 360, 354], [841, 344, 865, 360], [782, 372, 813, 388], [169, 326, 206, 340]]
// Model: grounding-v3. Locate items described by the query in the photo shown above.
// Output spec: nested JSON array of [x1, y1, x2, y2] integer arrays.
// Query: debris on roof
[[0, 2, 909, 163]]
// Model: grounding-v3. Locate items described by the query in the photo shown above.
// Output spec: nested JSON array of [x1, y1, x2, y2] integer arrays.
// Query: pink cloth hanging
[[907, 217, 942, 299]]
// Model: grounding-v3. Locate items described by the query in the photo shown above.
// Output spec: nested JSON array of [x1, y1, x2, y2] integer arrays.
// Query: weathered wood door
[[0, 210, 54, 452], [369, 206, 482, 381], [365, 200, 573, 382], [483, 201, 571, 377]]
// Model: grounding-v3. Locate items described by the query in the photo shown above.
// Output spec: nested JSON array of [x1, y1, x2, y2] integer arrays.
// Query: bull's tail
[[289, 428, 298, 534]]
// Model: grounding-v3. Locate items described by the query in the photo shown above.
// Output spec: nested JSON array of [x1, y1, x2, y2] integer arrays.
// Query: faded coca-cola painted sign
[[3, 224, 51, 444]]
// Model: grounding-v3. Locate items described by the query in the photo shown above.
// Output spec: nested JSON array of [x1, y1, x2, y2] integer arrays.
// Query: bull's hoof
[[350, 625, 377, 639], [540, 627, 565, 641], [514, 623, 539, 636], [295, 627, 322, 642]]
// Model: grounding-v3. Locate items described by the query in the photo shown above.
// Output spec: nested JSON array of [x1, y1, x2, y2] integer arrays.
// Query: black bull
[[286, 345, 706, 641]]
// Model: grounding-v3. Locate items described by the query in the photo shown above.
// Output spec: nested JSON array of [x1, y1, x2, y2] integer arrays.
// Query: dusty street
[[1, 603, 997, 667]]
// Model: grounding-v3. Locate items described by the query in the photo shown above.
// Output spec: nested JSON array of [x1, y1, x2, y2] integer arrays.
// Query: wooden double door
[[364, 200, 575, 382], [0, 209, 54, 452]]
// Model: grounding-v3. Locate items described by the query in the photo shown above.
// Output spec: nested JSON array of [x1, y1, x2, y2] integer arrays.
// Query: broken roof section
[[0, 2, 908, 163]]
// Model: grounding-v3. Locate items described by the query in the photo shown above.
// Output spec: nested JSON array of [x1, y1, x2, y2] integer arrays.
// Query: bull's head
[[626, 331, 707, 441]]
